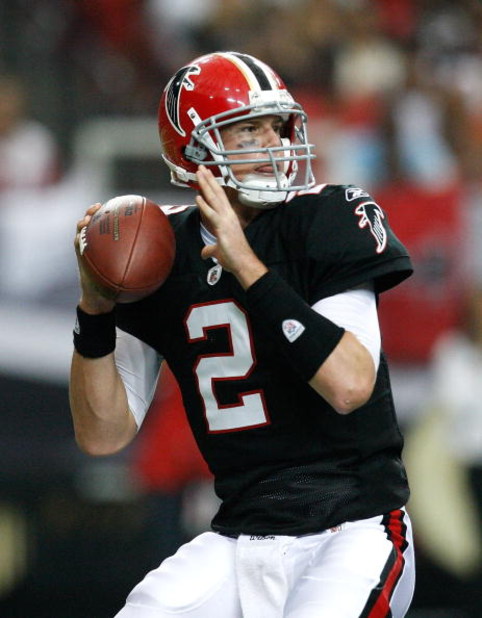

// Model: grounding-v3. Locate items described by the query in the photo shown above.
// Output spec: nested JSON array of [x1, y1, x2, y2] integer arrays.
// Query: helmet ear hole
[[184, 143, 208, 162]]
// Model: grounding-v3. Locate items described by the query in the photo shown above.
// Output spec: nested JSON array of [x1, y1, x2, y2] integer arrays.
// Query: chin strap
[[237, 187, 287, 209], [234, 173, 289, 209]]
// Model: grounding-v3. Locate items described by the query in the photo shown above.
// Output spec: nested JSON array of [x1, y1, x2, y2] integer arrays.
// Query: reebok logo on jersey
[[282, 319, 305, 342], [345, 187, 370, 201]]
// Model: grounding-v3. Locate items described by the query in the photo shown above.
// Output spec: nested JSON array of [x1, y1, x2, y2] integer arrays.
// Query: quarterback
[[70, 52, 415, 617]]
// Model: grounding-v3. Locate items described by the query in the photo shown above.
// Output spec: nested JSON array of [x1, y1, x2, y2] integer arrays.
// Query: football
[[79, 195, 175, 303]]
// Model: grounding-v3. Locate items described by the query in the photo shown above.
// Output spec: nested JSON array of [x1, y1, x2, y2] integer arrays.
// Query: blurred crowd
[[1, 0, 482, 616], [1, 0, 481, 182], [2, 0, 481, 185]]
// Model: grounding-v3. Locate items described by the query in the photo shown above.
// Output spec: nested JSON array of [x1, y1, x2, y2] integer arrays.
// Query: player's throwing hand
[[195, 166, 268, 289]]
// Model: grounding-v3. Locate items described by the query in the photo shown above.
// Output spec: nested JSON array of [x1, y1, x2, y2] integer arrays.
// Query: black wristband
[[73, 305, 116, 358], [246, 270, 345, 381]]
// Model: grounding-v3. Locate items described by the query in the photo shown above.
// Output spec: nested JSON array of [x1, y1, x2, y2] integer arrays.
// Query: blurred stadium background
[[1, 1, 481, 616]]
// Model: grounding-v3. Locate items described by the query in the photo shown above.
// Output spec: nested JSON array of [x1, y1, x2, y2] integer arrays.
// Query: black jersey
[[115, 184, 413, 536]]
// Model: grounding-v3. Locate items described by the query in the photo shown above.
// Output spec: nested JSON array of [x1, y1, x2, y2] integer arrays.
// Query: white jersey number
[[185, 300, 269, 433]]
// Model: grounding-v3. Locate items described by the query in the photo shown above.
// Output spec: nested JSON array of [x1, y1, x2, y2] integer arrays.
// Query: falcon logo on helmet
[[355, 202, 387, 254], [164, 65, 201, 137]]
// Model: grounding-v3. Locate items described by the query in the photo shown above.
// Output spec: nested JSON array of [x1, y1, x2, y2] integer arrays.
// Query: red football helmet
[[158, 51, 316, 208]]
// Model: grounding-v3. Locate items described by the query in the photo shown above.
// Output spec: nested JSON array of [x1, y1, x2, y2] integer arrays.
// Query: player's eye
[[239, 123, 258, 133]]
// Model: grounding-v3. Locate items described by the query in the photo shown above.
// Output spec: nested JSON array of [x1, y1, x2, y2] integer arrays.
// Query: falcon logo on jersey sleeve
[[165, 65, 201, 136], [354, 201, 387, 254]]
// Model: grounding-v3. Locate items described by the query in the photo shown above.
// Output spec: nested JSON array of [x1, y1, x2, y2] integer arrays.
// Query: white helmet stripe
[[219, 52, 279, 92]]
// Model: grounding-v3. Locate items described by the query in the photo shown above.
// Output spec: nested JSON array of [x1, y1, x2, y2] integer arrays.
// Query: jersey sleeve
[[297, 185, 413, 300]]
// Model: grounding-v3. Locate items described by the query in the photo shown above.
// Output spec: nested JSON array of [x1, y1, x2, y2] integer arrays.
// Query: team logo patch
[[354, 201, 387, 254], [164, 64, 201, 136], [282, 319, 305, 342], [345, 187, 370, 201], [207, 263, 222, 285]]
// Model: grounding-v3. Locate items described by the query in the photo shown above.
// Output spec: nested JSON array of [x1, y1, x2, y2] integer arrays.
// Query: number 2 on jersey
[[185, 300, 269, 433]]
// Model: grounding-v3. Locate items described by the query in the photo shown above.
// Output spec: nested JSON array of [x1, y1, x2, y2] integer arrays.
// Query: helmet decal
[[224, 52, 276, 91], [164, 64, 201, 136]]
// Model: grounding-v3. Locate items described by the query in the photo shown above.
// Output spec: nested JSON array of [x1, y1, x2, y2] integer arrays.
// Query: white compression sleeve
[[114, 328, 162, 428], [311, 284, 381, 370]]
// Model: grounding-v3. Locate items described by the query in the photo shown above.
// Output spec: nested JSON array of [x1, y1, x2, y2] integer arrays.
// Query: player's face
[[220, 114, 286, 182]]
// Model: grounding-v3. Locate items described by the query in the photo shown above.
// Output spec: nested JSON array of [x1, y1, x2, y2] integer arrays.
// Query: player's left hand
[[195, 165, 267, 287], [74, 203, 117, 313]]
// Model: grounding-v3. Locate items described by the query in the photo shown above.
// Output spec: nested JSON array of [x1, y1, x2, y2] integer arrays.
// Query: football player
[[70, 52, 415, 617]]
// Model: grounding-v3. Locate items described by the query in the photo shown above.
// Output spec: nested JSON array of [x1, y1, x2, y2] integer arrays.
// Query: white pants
[[115, 508, 415, 618]]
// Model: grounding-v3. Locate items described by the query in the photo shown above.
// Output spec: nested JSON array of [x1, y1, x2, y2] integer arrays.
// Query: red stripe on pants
[[368, 509, 406, 617]]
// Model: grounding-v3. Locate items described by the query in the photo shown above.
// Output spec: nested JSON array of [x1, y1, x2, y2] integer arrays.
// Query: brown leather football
[[79, 195, 175, 303]]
